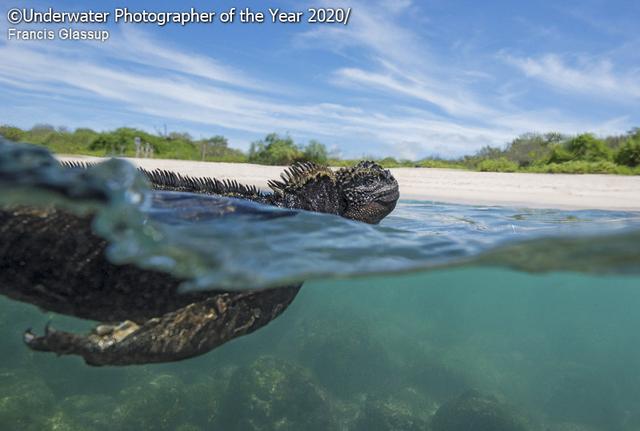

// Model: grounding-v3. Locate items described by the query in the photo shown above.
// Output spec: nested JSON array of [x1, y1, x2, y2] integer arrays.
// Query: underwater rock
[[353, 391, 432, 431], [544, 366, 622, 431], [293, 315, 394, 397], [47, 395, 116, 431], [430, 390, 530, 431], [110, 373, 189, 431], [408, 356, 472, 403], [37, 369, 227, 431], [547, 422, 602, 431], [0, 369, 55, 431], [179, 369, 231, 429], [175, 424, 204, 431], [215, 355, 337, 431]]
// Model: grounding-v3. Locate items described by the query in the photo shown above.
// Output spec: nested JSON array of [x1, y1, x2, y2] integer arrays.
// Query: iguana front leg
[[23, 285, 301, 366]]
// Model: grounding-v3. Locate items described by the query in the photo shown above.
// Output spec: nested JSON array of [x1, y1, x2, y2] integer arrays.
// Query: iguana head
[[336, 161, 399, 224], [268, 161, 399, 224]]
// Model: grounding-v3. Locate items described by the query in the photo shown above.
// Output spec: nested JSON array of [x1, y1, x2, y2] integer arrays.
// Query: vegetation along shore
[[2, 124, 639, 174]]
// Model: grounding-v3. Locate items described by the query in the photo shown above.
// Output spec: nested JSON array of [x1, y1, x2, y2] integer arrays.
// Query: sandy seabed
[[58, 155, 640, 211]]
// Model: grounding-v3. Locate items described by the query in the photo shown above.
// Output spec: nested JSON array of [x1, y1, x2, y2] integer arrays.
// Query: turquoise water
[[2, 139, 640, 430], [2, 269, 640, 430]]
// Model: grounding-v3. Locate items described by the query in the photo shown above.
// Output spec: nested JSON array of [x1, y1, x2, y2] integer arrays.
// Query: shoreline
[[57, 155, 640, 211]]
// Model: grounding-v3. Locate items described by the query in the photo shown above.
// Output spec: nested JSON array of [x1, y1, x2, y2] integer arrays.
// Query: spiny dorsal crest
[[141, 168, 262, 197], [60, 161, 262, 198], [267, 161, 335, 195], [60, 160, 97, 169]]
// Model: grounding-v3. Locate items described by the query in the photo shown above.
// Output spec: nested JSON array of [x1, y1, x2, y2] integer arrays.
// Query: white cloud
[[1, 4, 637, 159], [296, 0, 429, 68], [0, 24, 517, 158], [503, 53, 640, 101], [333, 67, 496, 118], [105, 27, 268, 91]]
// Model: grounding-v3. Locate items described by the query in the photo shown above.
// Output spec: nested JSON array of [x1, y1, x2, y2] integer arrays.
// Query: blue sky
[[0, 0, 638, 159]]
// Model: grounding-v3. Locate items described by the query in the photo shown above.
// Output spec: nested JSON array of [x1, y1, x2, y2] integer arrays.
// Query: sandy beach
[[58, 155, 640, 211]]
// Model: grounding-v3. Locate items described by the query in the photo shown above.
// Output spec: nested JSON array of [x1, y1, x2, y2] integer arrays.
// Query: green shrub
[[503, 132, 563, 167], [3, 123, 640, 174], [197, 136, 246, 162], [89, 135, 119, 152], [547, 144, 574, 164], [248, 134, 332, 165], [565, 133, 612, 161], [303, 140, 328, 164], [327, 158, 353, 167], [249, 133, 302, 165], [416, 159, 466, 169], [528, 160, 629, 174], [377, 157, 401, 168], [615, 138, 640, 167], [0, 125, 24, 141], [477, 157, 518, 172]]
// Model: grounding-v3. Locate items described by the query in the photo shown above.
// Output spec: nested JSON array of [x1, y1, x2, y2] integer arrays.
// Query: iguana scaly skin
[[0, 157, 399, 365], [63, 159, 399, 224]]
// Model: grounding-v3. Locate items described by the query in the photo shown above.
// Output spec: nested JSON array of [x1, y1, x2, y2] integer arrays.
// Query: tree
[[303, 140, 328, 164], [248, 133, 302, 165], [89, 135, 118, 152], [199, 135, 227, 160], [89, 132, 131, 155], [547, 144, 573, 164], [0, 125, 24, 141], [248, 141, 265, 161], [476, 145, 504, 159], [565, 133, 611, 161], [503, 132, 565, 167], [615, 136, 640, 167], [168, 131, 193, 142]]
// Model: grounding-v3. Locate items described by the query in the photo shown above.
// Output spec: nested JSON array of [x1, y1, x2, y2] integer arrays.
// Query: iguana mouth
[[378, 189, 400, 204]]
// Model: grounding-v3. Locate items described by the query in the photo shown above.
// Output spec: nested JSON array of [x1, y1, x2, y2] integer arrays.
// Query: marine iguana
[[0, 151, 399, 365], [62, 159, 399, 224]]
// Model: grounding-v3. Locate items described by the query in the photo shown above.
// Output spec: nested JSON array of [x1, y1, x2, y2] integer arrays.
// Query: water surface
[[1, 139, 639, 430]]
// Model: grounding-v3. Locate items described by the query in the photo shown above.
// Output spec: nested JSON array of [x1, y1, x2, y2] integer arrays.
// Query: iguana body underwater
[[0, 142, 399, 366]]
